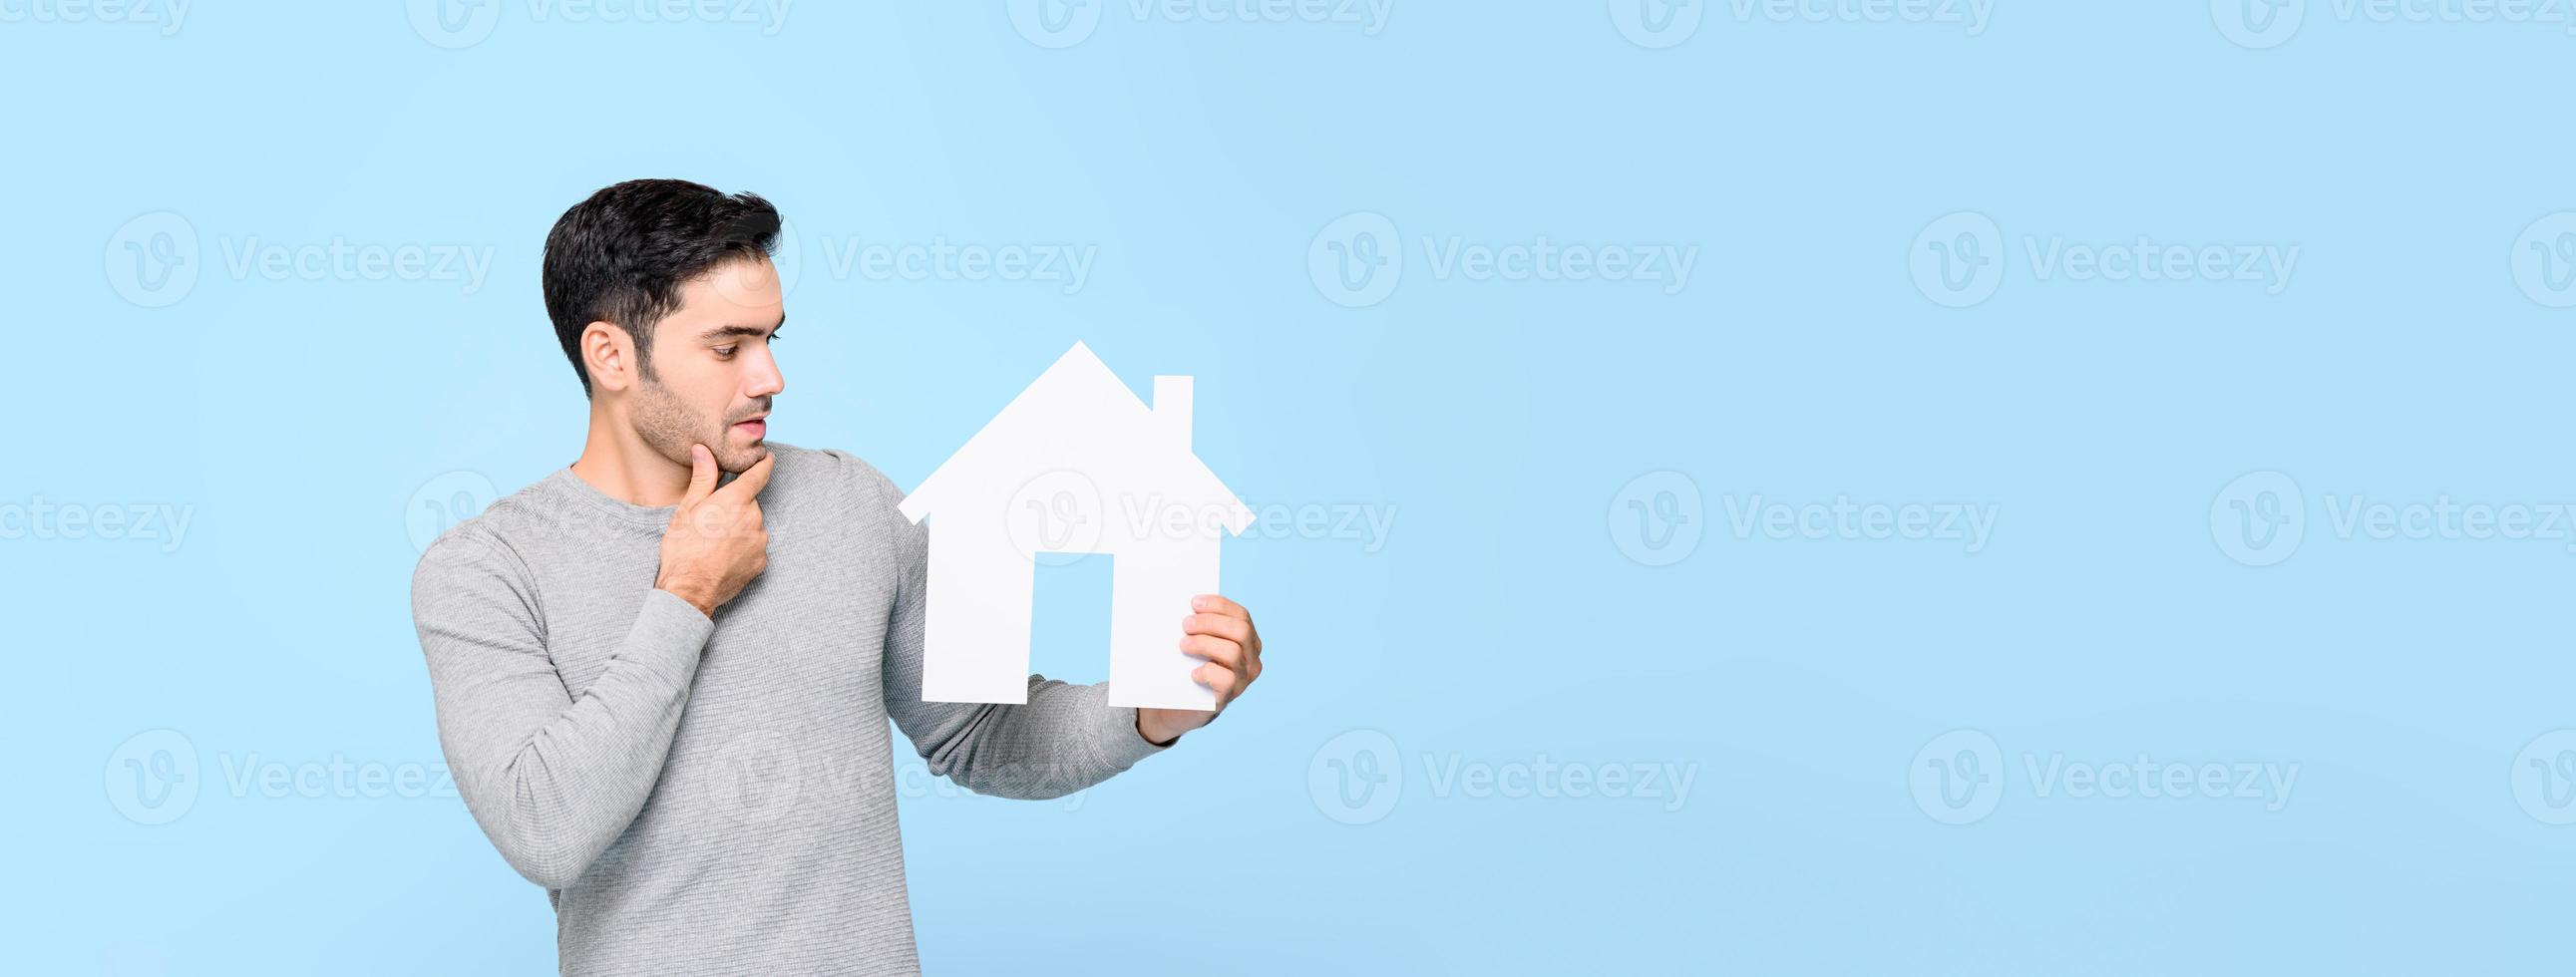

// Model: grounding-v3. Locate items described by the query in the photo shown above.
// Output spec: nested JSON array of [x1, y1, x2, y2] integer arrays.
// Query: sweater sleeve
[[411, 533, 715, 889], [866, 467, 1170, 800]]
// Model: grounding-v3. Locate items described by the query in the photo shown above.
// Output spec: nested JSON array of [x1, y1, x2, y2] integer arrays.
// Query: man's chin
[[720, 442, 772, 473]]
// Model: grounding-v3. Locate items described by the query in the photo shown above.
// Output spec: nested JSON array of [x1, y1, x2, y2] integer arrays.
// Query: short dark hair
[[543, 178, 781, 398]]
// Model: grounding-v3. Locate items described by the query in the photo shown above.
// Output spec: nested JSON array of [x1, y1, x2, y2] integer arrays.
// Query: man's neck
[[567, 402, 692, 507]]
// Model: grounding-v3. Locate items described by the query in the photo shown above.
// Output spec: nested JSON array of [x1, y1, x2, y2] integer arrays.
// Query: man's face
[[628, 256, 786, 474]]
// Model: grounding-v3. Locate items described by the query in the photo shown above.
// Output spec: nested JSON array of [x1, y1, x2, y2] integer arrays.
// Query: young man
[[410, 179, 1263, 975]]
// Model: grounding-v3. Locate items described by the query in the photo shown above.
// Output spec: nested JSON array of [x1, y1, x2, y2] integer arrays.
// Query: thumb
[[721, 451, 777, 501], [681, 445, 719, 505]]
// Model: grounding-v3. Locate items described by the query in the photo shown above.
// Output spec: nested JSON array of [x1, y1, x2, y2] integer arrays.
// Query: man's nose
[[746, 350, 785, 399]]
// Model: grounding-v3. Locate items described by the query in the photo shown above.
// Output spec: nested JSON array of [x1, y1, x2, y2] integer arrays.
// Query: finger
[[1182, 612, 1252, 646], [717, 452, 777, 501], [1190, 595, 1256, 655], [1190, 594, 1248, 621], [1191, 662, 1243, 702], [681, 445, 720, 505], [1179, 634, 1242, 669]]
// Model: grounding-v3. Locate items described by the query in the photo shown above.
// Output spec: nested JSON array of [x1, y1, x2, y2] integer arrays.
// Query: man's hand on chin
[[1137, 594, 1264, 746]]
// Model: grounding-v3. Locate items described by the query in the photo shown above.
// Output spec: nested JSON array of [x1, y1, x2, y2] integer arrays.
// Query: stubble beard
[[631, 379, 767, 474]]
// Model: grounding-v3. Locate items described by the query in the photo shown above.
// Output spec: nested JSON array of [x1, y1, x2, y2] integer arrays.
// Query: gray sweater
[[409, 442, 1168, 975]]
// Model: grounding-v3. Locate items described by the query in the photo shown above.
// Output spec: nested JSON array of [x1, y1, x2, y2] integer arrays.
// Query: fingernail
[[1192, 595, 1210, 609]]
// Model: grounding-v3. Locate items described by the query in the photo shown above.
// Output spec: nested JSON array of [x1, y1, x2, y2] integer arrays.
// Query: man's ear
[[581, 321, 637, 393]]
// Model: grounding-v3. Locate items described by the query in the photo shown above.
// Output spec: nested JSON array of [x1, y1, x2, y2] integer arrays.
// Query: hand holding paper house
[[897, 342, 1254, 711]]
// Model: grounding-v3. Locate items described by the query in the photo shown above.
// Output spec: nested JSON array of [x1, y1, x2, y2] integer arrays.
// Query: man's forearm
[[420, 567, 716, 889], [888, 676, 1169, 800]]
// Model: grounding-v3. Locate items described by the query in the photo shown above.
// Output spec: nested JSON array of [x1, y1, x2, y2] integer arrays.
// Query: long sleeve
[[411, 533, 715, 890], [870, 471, 1169, 800]]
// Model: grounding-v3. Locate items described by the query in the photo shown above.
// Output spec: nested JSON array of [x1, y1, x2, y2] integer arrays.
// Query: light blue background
[[10, 1, 2576, 973]]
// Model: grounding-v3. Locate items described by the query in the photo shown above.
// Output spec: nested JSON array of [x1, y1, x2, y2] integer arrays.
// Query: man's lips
[[733, 415, 767, 438]]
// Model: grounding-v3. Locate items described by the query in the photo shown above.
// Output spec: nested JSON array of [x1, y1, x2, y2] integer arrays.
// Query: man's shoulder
[[761, 443, 922, 549], [765, 441, 904, 509], [411, 479, 565, 591]]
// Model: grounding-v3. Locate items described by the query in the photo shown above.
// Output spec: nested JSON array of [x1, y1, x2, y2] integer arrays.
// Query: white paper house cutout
[[898, 342, 1254, 710]]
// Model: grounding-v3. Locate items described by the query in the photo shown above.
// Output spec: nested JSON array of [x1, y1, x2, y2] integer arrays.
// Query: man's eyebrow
[[697, 316, 785, 342]]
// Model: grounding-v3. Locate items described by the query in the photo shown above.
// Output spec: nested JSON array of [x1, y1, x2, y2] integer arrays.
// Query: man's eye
[[714, 346, 738, 358]]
